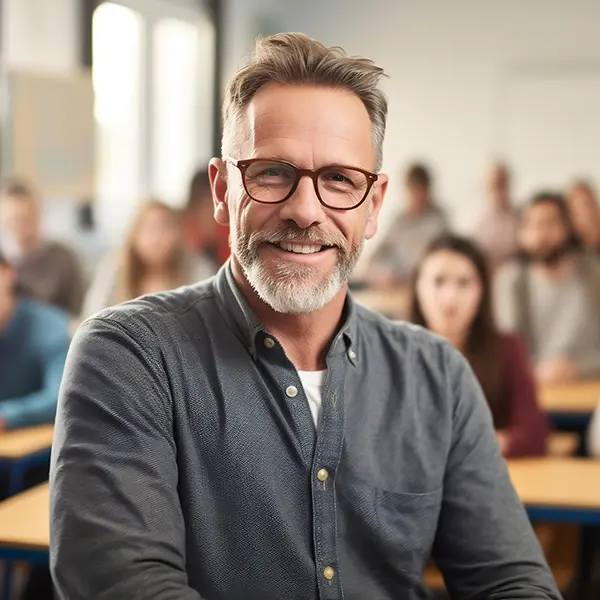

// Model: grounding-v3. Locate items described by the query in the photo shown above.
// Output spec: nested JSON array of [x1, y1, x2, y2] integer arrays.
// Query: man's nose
[[278, 177, 326, 229]]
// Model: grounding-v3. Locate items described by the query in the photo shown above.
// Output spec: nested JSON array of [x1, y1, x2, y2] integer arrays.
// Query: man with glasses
[[51, 33, 560, 599]]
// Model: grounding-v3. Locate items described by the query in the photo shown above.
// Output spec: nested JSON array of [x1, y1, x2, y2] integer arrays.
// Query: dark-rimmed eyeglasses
[[224, 157, 378, 211]]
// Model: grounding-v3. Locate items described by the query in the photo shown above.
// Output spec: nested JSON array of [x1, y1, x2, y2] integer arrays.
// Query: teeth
[[278, 242, 323, 254]]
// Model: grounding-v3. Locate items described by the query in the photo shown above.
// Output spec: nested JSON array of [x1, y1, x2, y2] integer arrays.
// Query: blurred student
[[183, 168, 230, 268], [366, 163, 448, 287], [495, 192, 600, 384], [471, 161, 519, 269], [0, 178, 86, 315], [566, 179, 600, 255], [82, 199, 214, 318], [0, 251, 70, 430], [411, 235, 548, 457]]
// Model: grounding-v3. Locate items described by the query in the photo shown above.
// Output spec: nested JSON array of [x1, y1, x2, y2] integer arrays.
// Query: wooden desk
[[352, 287, 410, 320], [539, 381, 600, 426], [0, 483, 48, 551], [0, 483, 49, 599], [0, 425, 54, 496], [508, 458, 600, 520], [0, 425, 54, 460]]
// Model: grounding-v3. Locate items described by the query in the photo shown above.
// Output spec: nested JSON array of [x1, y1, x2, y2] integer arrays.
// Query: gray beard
[[234, 225, 363, 314]]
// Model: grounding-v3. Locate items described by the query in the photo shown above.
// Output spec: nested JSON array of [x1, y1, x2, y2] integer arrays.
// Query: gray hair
[[222, 33, 388, 171]]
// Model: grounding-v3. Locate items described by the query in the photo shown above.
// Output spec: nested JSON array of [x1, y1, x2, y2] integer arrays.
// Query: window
[[92, 0, 215, 240], [152, 18, 200, 207], [92, 2, 144, 241]]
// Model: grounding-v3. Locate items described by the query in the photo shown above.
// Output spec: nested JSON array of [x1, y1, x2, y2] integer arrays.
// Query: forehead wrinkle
[[243, 85, 374, 169], [252, 107, 362, 146]]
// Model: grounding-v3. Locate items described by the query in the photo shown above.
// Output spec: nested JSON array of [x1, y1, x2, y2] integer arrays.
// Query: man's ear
[[364, 173, 388, 241], [209, 158, 229, 227]]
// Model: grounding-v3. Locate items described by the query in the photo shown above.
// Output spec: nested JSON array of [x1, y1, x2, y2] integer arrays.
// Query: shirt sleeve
[[432, 349, 561, 599], [0, 326, 68, 429], [502, 335, 549, 458], [50, 316, 204, 600]]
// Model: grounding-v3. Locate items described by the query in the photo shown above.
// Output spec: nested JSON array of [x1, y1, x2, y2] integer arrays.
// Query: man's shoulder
[[355, 303, 454, 367], [86, 277, 218, 338]]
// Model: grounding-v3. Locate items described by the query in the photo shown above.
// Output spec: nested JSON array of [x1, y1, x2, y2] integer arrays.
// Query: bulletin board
[[2, 69, 95, 200]]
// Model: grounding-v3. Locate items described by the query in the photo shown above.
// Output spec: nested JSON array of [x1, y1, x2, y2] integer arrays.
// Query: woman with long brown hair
[[410, 234, 548, 457], [82, 199, 214, 318]]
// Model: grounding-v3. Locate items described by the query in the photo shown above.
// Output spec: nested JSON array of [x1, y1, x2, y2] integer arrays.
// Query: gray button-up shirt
[[50, 263, 560, 600]]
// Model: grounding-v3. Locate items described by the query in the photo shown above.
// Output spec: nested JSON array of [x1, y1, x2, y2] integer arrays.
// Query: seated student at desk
[[494, 192, 600, 384], [81, 199, 214, 319], [410, 235, 549, 457], [0, 250, 70, 429]]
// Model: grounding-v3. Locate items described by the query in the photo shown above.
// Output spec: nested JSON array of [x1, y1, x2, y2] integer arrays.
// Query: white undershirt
[[297, 370, 327, 428]]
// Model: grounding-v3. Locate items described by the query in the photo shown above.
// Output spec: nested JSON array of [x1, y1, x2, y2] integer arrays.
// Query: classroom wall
[[1, 0, 80, 72], [0, 0, 102, 272], [222, 0, 600, 248]]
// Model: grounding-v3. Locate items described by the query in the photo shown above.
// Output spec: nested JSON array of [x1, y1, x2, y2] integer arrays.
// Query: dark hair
[[186, 169, 211, 210], [519, 191, 581, 259], [0, 177, 36, 200], [405, 163, 431, 188], [0, 251, 7, 267], [410, 235, 508, 427]]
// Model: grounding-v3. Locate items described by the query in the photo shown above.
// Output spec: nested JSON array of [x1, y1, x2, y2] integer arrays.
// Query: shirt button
[[323, 566, 335, 580], [317, 468, 329, 482], [286, 385, 298, 398], [263, 337, 275, 349], [348, 349, 356, 361]]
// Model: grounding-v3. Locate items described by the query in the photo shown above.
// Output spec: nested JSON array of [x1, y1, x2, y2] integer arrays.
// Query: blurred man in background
[[495, 191, 600, 384], [366, 162, 448, 287], [0, 178, 86, 316], [0, 251, 70, 431], [471, 161, 519, 269]]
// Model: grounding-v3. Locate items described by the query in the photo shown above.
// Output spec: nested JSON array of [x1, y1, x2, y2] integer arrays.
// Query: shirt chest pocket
[[336, 476, 442, 576]]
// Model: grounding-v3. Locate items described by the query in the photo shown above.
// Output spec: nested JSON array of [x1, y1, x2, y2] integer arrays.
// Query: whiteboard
[[500, 70, 600, 203]]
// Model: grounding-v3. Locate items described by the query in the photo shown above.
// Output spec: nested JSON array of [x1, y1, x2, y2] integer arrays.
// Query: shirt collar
[[213, 260, 358, 360]]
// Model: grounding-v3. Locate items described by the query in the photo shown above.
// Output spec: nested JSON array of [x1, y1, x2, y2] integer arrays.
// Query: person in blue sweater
[[0, 250, 70, 430]]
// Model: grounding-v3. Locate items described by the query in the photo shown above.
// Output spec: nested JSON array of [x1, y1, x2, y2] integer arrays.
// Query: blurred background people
[[365, 163, 448, 287], [410, 235, 548, 457], [566, 179, 600, 256], [471, 161, 519, 269], [495, 192, 600, 384], [0, 251, 70, 431], [0, 178, 86, 316], [182, 168, 229, 270], [81, 199, 214, 318]]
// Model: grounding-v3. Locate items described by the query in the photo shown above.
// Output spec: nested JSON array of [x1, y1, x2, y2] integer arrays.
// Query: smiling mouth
[[269, 242, 334, 255]]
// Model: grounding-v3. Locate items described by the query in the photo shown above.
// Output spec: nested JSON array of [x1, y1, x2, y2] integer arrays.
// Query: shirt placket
[[311, 338, 350, 600]]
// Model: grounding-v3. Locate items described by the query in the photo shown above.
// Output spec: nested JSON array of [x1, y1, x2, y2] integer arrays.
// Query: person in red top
[[410, 234, 549, 457], [182, 168, 230, 267]]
